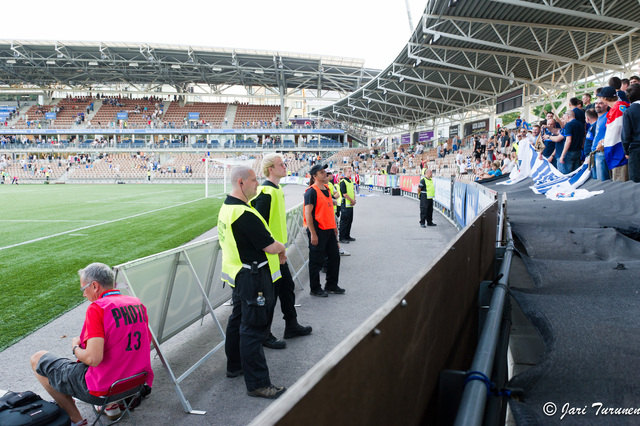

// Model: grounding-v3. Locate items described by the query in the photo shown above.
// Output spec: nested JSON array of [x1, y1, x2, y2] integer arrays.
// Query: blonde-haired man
[[252, 154, 312, 349]]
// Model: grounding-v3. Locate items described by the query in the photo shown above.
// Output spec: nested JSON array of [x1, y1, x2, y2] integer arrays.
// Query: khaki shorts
[[36, 352, 105, 405]]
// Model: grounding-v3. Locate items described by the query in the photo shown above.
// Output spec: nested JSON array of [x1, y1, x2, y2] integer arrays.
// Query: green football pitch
[[0, 184, 224, 351]]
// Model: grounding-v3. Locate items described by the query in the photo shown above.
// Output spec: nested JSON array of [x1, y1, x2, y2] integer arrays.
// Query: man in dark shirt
[[584, 108, 598, 158], [609, 76, 629, 103], [558, 110, 585, 174], [338, 167, 357, 244], [252, 154, 312, 349], [304, 164, 343, 297], [569, 97, 586, 127], [539, 112, 562, 168], [218, 166, 287, 399], [583, 92, 594, 110], [622, 83, 640, 182]]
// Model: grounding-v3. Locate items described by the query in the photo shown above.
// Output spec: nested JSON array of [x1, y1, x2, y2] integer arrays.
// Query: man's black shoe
[[284, 323, 313, 339], [310, 289, 328, 297], [339, 239, 349, 244], [326, 286, 346, 294], [263, 334, 286, 349], [420, 223, 426, 228], [226, 369, 243, 378], [427, 223, 437, 226], [247, 385, 286, 399], [346, 237, 356, 241]]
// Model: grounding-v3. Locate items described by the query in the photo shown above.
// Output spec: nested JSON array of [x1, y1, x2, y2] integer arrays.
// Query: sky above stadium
[[2, 0, 427, 70]]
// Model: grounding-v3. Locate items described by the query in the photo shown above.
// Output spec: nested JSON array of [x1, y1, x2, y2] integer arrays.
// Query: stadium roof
[[0, 40, 380, 95], [314, 0, 640, 131]]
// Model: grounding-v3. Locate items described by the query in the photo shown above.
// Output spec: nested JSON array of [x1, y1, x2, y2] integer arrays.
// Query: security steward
[[252, 154, 312, 350], [326, 170, 349, 257], [218, 165, 287, 399], [304, 164, 345, 297], [338, 166, 357, 244], [418, 168, 436, 227]]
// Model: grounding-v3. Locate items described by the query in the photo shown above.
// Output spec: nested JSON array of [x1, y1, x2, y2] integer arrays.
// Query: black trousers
[[339, 206, 353, 240], [267, 263, 297, 334], [307, 228, 340, 292], [420, 194, 434, 225], [225, 268, 275, 391], [629, 150, 640, 183]]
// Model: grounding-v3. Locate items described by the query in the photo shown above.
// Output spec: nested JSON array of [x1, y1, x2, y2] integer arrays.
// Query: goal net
[[204, 155, 259, 198]]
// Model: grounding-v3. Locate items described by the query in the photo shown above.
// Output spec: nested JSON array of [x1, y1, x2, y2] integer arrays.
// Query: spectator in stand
[[480, 133, 487, 154], [630, 76, 639, 85], [621, 83, 640, 182], [498, 129, 510, 154], [584, 108, 598, 158], [557, 110, 585, 174], [539, 112, 562, 168], [601, 86, 630, 181], [583, 92, 594, 110], [591, 92, 610, 179], [527, 125, 542, 148], [569, 97, 586, 127], [456, 150, 466, 173], [621, 78, 630, 96], [609, 76, 629, 103], [487, 136, 496, 161], [515, 116, 522, 128], [478, 161, 503, 180]]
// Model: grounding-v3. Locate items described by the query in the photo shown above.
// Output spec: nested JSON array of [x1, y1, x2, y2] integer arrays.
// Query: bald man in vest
[[218, 165, 287, 399], [418, 169, 436, 227], [252, 154, 312, 350]]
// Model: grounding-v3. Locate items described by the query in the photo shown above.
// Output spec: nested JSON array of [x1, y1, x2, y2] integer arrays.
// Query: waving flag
[[498, 142, 602, 200], [603, 101, 629, 169]]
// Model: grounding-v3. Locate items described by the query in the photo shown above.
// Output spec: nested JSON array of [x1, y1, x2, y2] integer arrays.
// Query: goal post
[[204, 158, 231, 198], [204, 155, 262, 198]]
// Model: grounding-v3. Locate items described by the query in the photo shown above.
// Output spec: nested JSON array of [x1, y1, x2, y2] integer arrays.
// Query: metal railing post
[[454, 223, 514, 426]]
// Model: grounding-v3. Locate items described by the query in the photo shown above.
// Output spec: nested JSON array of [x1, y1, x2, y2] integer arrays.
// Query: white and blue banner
[[453, 181, 466, 227], [434, 178, 452, 210], [499, 142, 602, 201], [465, 185, 479, 226]]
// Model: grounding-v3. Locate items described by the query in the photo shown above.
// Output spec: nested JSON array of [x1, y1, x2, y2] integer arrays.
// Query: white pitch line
[[86, 189, 182, 203], [0, 197, 207, 251], [0, 219, 102, 223]]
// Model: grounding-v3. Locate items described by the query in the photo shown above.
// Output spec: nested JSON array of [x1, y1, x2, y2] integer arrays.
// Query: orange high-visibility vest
[[303, 184, 336, 230]]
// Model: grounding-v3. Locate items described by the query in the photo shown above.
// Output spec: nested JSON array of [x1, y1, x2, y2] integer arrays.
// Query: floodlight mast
[[404, 0, 414, 33]]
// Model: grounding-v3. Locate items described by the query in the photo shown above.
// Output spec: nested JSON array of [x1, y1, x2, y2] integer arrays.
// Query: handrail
[[454, 222, 515, 426]]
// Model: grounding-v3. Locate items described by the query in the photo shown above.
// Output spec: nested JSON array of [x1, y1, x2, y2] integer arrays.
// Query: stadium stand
[[50, 96, 94, 128], [162, 102, 227, 128], [89, 97, 163, 129], [233, 103, 281, 128]]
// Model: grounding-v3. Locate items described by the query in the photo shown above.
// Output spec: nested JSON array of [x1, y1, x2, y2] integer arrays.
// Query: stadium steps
[[223, 104, 237, 128], [160, 100, 172, 121]]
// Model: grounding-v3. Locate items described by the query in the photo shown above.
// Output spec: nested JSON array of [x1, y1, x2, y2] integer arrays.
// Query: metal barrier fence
[[112, 202, 307, 414], [454, 197, 514, 426], [364, 173, 497, 230]]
